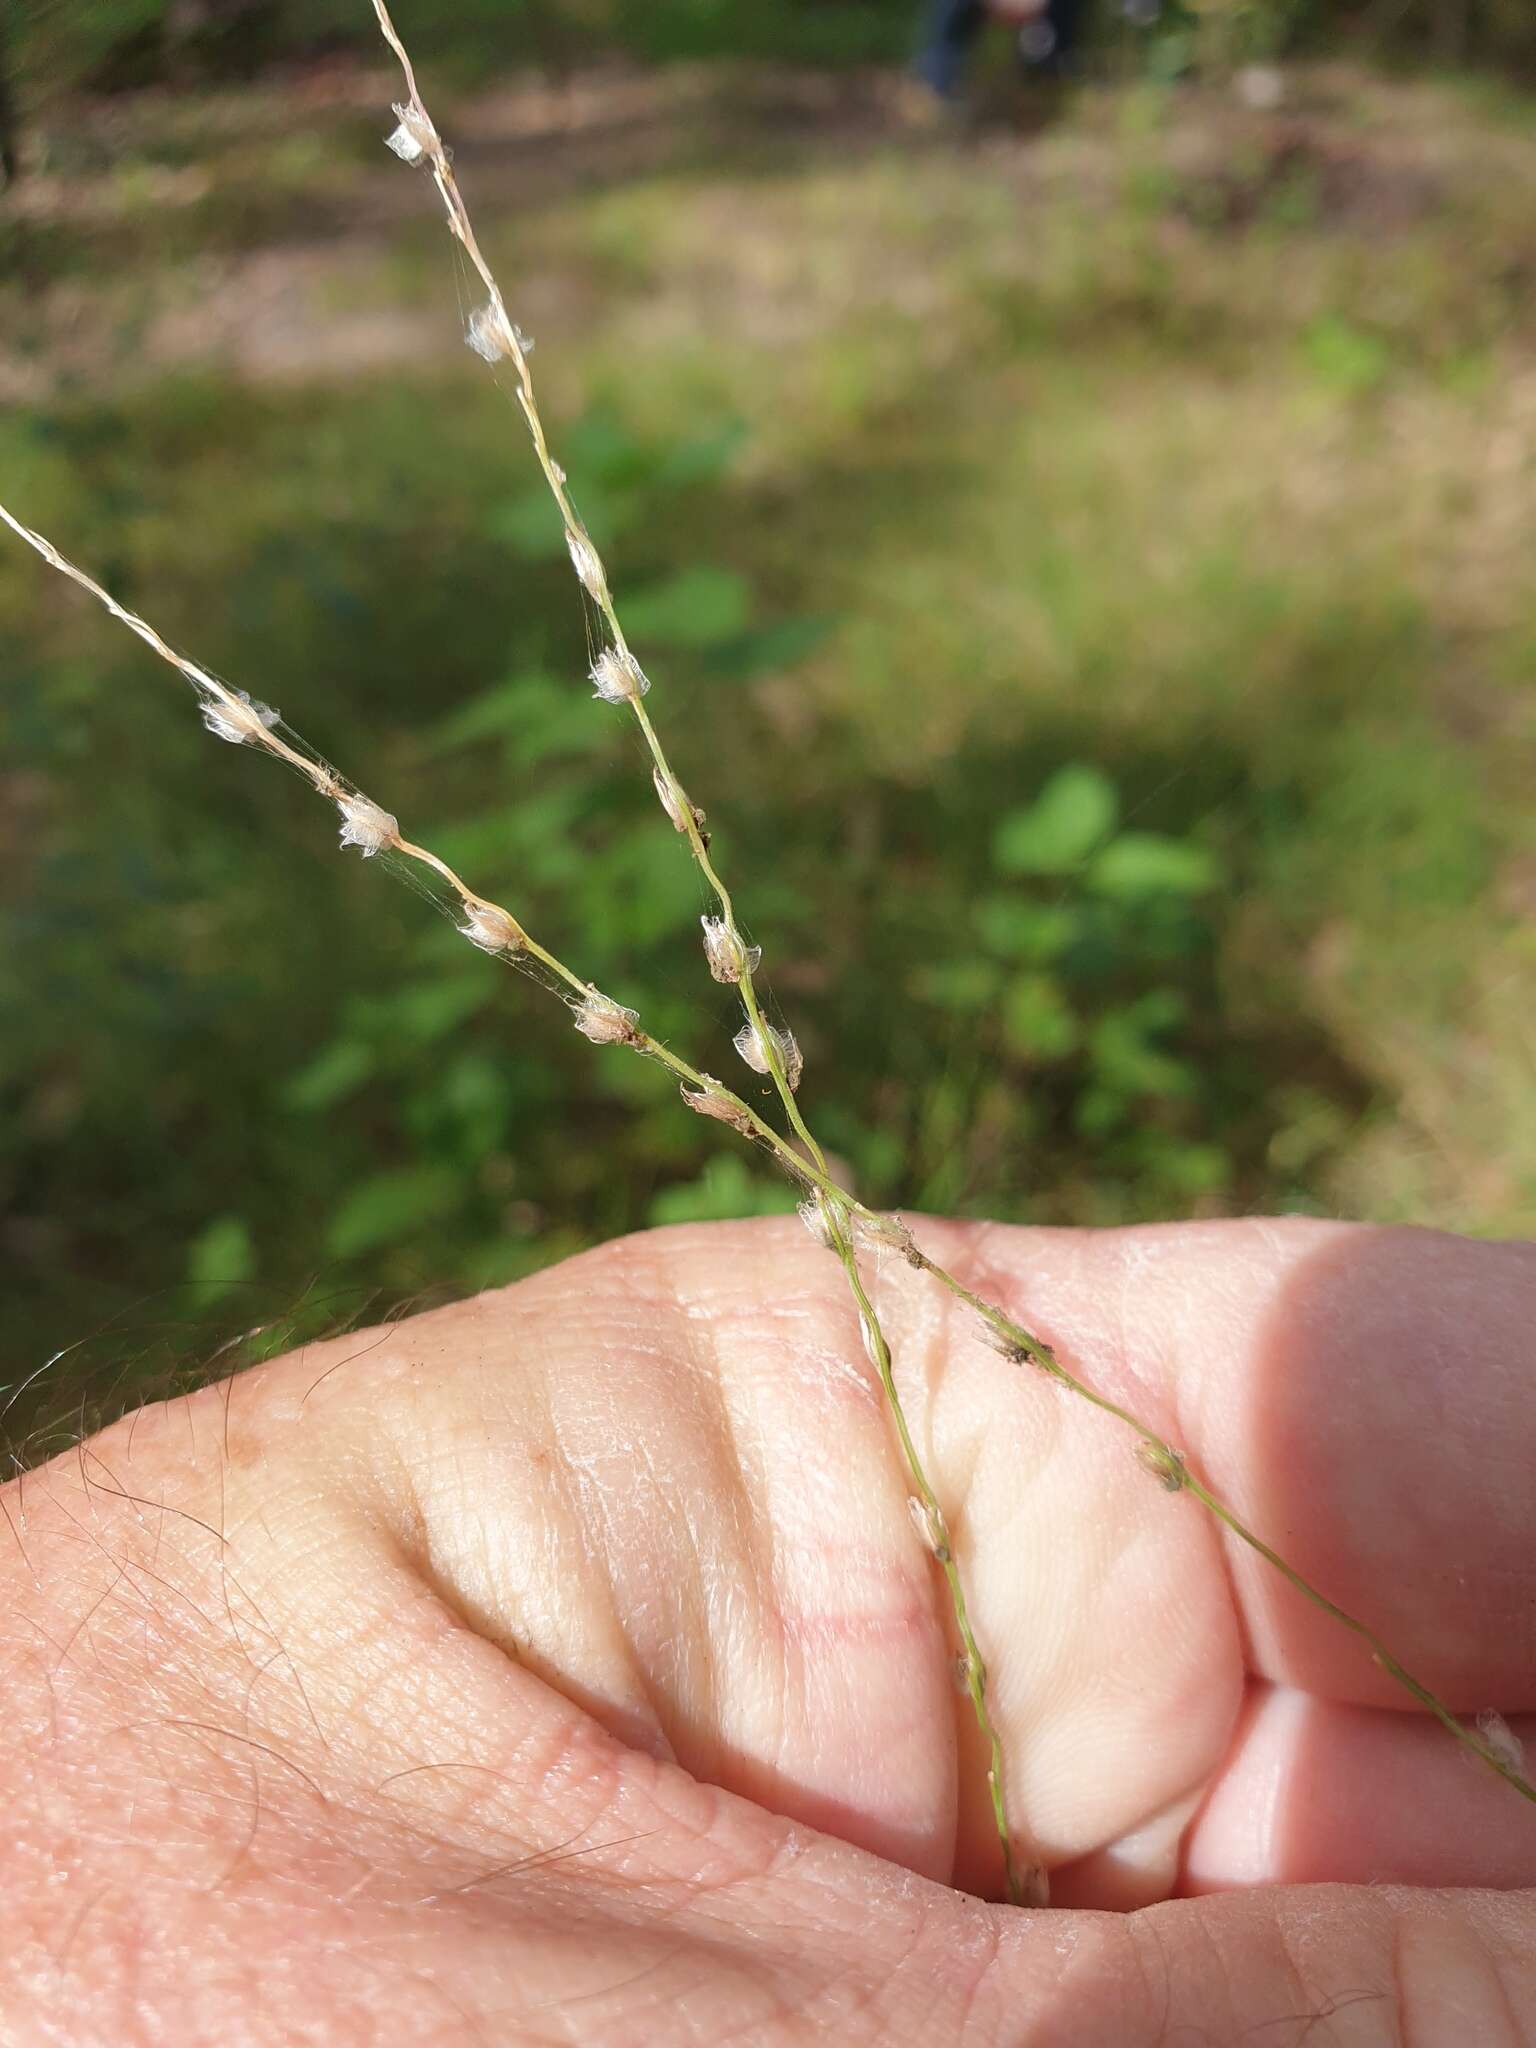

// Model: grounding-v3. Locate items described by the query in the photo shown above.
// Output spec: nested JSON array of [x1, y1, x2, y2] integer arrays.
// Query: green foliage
[[14, 53, 1536, 1407], [185, 1213, 256, 1307], [993, 764, 1119, 876], [12, 0, 913, 99], [648, 1155, 800, 1227]]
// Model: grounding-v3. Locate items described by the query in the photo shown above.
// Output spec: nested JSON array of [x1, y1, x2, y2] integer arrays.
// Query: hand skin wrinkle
[[4, 1220, 1536, 2045]]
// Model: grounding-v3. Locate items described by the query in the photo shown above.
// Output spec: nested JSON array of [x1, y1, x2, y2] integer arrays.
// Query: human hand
[[4, 1217, 1533, 2043]]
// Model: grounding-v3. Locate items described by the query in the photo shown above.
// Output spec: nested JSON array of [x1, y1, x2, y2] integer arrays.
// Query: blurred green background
[[5, 0, 1536, 1424]]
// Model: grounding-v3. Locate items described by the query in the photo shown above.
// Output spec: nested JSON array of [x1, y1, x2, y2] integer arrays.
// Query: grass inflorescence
[[2, 2, 1533, 1902]]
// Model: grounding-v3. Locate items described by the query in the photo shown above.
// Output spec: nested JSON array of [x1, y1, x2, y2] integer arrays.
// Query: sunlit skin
[[4, 1216, 1535, 2043]]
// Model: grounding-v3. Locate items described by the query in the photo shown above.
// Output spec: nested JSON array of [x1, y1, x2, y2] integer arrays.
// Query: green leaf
[[428, 788, 587, 877], [911, 959, 1003, 1011], [186, 1214, 255, 1308], [993, 765, 1119, 875], [1303, 316, 1393, 397], [648, 1154, 799, 1227], [377, 976, 496, 1046], [488, 489, 566, 560], [282, 1039, 376, 1113], [327, 1166, 464, 1259], [974, 896, 1077, 962], [1089, 833, 1221, 898], [565, 409, 646, 482], [706, 614, 835, 680], [621, 567, 753, 647], [431, 672, 599, 765], [1088, 994, 1194, 1099], [655, 418, 749, 489], [1001, 973, 1079, 1061]]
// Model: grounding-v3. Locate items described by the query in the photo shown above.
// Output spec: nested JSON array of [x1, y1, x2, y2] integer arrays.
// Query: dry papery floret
[[590, 648, 649, 704], [653, 768, 705, 836], [797, 1194, 846, 1252], [857, 1308, 883, 1368], [734, 1019, 803, 1091], [680, 1079, 756, 1135], [701, 916, 761, 985], [459, 900, 524, 954], [573, 990, 640, 1045], [202, 688, 279, 746], [1135, 1440, 1188, 1493], [1477, 1710, 1527, 1776], [384, 102, 438, 165], [465, 302, 533, 365], [336, 795, 399, 858], [855, 1210, 916, 1257], [908, 1494, 950, 1561], [566, 531, 607, 599]]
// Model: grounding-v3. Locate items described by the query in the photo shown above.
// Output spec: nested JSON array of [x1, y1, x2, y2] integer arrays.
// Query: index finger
[[949, 1214, 1536, 1708]]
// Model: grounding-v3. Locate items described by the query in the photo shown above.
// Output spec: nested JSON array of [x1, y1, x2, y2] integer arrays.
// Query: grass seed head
[[680, 1078, 756, 1135], [1476, 1710, 1527, 1776], [797, 1193, 845, 1252], [856, 1211, 916, 1257], [466, 303, 514, 363], [734, 1018, 802, 1091], [336, 795, 398, 857], [566, 530, 607, 600], [574, 989, 640, 1045], [701, 916, 761, 984], [384, 102, 437, 165], [653, 767, 705, 835], [202, 688, 279, 746], [590, 648, 650, 704], [908, 1494, 950, 1561], [459, 900, 525, 954]]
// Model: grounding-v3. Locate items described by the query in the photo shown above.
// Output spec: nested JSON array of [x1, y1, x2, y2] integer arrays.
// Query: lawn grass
[[5, 58, 1536, 1404]]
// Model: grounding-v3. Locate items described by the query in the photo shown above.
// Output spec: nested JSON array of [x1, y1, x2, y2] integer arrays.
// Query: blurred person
[[916, 0, 1088, 102], [0, 0, 16, 187]]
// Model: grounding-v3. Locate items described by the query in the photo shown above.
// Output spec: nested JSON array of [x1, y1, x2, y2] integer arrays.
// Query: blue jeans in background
[[917, 0, 1086, 98]]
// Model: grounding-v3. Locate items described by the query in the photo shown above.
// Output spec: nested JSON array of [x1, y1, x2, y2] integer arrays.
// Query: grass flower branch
[[368, 0, 1038, 1904], [5, 6, 1532, 1907], [4, 492, 1530, 1883], [367, 0, 1536, 1823]]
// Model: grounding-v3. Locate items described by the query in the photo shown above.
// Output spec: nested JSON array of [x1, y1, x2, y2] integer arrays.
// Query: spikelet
[[336, 795, 398, 857]]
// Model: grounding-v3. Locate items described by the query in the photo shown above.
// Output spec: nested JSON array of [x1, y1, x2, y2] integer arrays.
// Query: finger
[[1184, 1681, 1536, 1892], [943, 1215, 1536, 1706], [1010, 1882, 1536, 2048]]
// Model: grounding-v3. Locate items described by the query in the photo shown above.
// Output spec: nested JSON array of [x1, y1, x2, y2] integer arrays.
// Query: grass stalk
[[6, 8, 1531, 1892], [6, 487, 1530, 1892], [369, 0, 1040, 1904]]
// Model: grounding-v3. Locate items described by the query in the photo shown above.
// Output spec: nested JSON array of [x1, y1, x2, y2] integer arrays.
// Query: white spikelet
[[590, 648, 649, 704], [653, 768, 704, 835], [797, 1195, 841, 1252], [856, 1211, 916, 1257], [202, 688, 279, 746], [1477, 1710, 1527, 1777], [459, 900, 524, 954], [573, 990, 639, 1045], [385, 103, 437, 165], [466, 303, 514, 364], [858, 1308, 882, 1368], [908, 1495, 949, 1560], [680, 1079, 755, 1134], [566, 531, 607, 599], [733, 1018, 802, 1091], [701, 916, 761, 984], [337, 795, 398, 858]]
